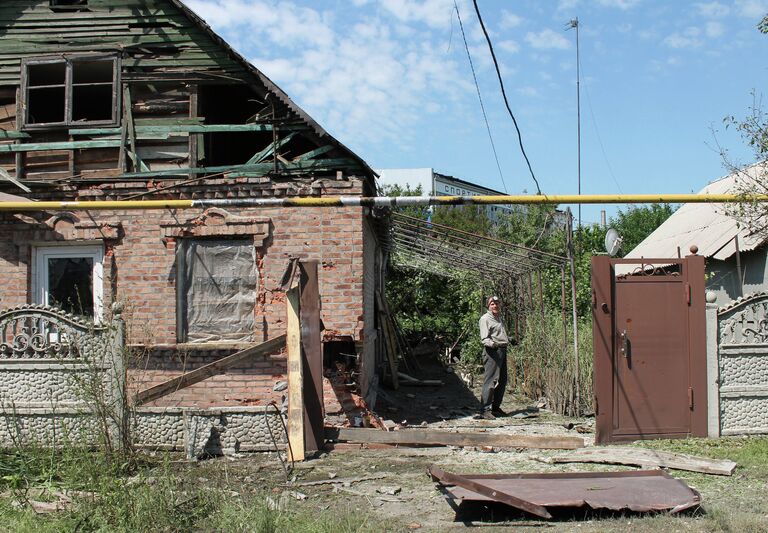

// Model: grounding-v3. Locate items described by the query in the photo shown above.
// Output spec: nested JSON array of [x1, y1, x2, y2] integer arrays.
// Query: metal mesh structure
[[387, 212, 567, 282]]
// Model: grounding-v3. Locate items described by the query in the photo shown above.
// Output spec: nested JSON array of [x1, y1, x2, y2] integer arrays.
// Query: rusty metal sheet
[[430, 467, 701, 519]]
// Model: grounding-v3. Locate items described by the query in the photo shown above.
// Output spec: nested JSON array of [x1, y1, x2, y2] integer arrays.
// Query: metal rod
[[735, 235, 743, 297], [1, 193, 767, 212], [566, 209, 580, 416]]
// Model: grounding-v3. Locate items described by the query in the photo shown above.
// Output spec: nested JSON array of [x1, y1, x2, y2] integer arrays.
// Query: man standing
[[478, 296, 510, 419]]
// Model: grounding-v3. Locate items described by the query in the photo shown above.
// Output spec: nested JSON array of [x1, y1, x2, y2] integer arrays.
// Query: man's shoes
[[491, 408, 508, 417], [480, 411, 496, 420]]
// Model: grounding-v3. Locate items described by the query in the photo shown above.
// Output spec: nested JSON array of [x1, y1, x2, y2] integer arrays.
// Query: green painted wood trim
[[295, 145, 334, 161], [68, 124, 306, 135], [114, 158, 361, 178], [0, 131, 30, 139], [0, 140, 122, 153], [246, 131, 297, 165]]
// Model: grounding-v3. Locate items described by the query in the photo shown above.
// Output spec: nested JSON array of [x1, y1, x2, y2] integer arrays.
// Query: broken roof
[[625, 163, 768, 262]]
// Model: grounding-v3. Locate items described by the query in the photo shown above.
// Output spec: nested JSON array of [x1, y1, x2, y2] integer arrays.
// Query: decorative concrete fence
[[0, 304, 287, 457], [0, 304, 126, 449], [708, 292, 768, 436]]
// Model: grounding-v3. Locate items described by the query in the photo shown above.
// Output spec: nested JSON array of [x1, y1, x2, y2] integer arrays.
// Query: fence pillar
[[705, 301, 720, 438]]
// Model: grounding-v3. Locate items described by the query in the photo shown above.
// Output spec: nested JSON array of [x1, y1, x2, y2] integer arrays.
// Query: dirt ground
[[174, 354, 768, 532]]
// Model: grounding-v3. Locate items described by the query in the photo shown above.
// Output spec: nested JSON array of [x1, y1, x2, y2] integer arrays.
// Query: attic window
[[50, 0, 89, 12], [22, 56, 119, 129]]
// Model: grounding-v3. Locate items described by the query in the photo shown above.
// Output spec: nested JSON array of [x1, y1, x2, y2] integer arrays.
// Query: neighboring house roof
[[169, 0, 376, 180], [625, 163, 768, 263]]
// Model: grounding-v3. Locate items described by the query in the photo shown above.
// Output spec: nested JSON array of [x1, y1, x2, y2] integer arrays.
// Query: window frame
[[33, 244, 104, 323], [21, 54, 121, 130], [176, 237, 258, 344]]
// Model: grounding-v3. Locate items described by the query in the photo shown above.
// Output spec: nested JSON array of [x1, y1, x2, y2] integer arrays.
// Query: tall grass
[[510, 310, 593, 416]]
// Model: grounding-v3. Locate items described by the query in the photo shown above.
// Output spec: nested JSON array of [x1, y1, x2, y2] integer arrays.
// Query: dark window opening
[[50, 0, 89, 12], [198, 85, 272, 166], [23, 56, 117, 128], [47, 257, 94, 317], [323, 338, 358, 374]]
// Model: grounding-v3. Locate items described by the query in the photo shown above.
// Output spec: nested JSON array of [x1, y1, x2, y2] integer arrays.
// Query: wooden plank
[[545, 447, 737, 476], [0, 166, 30, 192], [133, 334, 286, 406], [0, 130, 29, 139], [286, 285, 305, 462], [0, 139, 122, 152], [245, 131, 297, 165], [295, 144, 334, 161], [69, 123, 292, 135], [327, 428, 584, 450]]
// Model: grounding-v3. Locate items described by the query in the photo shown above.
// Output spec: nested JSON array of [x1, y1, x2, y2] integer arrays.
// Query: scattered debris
[[326, 427, 584, 450], [398, 372, 444, 387], [376, 485, 402, 496], [429, 465, 701, 520], [293, 473, 388, 487], [273, 380, 288, 392], [543, 447, 737, 476]]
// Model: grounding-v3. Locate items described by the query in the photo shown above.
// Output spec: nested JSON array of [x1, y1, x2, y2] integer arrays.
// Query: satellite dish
[[604, 228, 623, 257]]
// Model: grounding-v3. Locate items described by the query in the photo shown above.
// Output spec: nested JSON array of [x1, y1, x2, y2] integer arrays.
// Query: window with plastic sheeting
[[178, 239, 257, 343]]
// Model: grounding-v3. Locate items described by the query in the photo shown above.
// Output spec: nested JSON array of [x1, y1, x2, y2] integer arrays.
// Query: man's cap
[[487, 296, 500, 307]]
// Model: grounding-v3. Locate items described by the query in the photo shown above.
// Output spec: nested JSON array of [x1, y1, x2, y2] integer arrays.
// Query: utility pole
[[567, 18, 581, 229]]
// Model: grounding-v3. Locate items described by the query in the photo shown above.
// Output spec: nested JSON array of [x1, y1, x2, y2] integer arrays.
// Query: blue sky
[[186, 0, 768, 223]]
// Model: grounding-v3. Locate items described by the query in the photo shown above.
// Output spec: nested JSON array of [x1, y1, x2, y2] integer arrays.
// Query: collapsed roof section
[[386, 212, 567, 282]]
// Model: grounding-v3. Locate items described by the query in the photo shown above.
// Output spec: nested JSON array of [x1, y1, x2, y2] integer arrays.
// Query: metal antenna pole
[[567, 18, 581, 229]]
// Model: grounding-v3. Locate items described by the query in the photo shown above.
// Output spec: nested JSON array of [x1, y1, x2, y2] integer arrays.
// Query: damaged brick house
[[0, 0, 383, 450]]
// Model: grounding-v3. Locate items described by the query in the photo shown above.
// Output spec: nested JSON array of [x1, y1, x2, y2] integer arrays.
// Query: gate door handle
[[619, 329, 629, 358]]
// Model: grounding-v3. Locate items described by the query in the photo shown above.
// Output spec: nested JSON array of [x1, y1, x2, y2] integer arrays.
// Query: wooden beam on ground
[[134, 335, 286, 406], [326, 428, 583, 450], [286, 284, 305, 462], [544, 446, 737, 476]]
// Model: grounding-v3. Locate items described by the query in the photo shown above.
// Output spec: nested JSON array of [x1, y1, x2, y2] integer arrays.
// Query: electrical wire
[[472, 0, 542, 195], [454, 1, 508, 193], [580, 59, 623, 194]]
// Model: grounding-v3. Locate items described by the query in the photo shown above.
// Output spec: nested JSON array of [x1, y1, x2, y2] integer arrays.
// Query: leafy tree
[[611, 204, 676, 255]]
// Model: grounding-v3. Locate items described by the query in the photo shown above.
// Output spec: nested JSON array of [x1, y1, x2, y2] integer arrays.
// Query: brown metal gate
[[591, 255, 707, 444]]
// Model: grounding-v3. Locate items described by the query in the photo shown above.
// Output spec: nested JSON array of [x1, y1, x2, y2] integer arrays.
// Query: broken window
[[22, 56, 118, 128], [34, 245, 104, 320], [178, 239, 257, 343], [50, 0, 89, 12]]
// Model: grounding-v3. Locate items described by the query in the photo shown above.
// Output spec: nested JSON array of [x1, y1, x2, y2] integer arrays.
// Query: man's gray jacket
[[479, 311, 509, 349]]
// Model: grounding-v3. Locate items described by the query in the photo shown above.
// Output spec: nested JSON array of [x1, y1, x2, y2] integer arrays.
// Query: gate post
[[705, 302, 720, 438], [109, 302, 129, 450]]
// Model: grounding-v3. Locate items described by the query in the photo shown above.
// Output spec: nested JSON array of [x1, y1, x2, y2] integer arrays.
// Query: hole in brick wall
[[323, 337, 357, 374]]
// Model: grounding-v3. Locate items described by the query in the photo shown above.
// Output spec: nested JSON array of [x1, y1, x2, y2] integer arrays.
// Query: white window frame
[[34, 244, 104, 322]]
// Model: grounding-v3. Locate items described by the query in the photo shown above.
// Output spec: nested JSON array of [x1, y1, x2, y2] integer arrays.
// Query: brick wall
[[0, 175, 375, 411]]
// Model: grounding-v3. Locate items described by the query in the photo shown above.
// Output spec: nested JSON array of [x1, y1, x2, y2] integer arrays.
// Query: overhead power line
[[472, 0, 542, 195], [454, 1, 508, 194]]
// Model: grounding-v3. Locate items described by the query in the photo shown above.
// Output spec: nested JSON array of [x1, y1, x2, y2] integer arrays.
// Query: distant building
[[376, 168, 514, 221]]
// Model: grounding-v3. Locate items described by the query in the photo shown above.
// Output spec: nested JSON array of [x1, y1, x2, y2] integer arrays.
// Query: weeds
[[510, 310, 593, 416]]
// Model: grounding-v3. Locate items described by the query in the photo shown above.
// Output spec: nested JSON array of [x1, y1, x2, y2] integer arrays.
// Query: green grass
[[0, 449, 395, 533]]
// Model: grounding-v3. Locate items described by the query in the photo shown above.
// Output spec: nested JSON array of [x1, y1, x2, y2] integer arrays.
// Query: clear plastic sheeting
[[181, 239, 257, 343]]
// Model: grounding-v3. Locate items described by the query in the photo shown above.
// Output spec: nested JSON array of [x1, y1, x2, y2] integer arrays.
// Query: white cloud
[[596, 0, 641, 9], [735, 0, 768, 18], [517, 86, 540, 97], [525, 29, 572, 50], [500, 10, 523, 29], [663, 27, 703, 48], [379, 0, 458, 28], [498, 40, 520, 54], [557, 0, 579, 11], [694, 2, 730, 18], [705, 21, 725, 37]]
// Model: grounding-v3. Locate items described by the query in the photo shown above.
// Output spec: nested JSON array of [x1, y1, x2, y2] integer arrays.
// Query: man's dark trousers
[[480, 345, 507, 412]]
